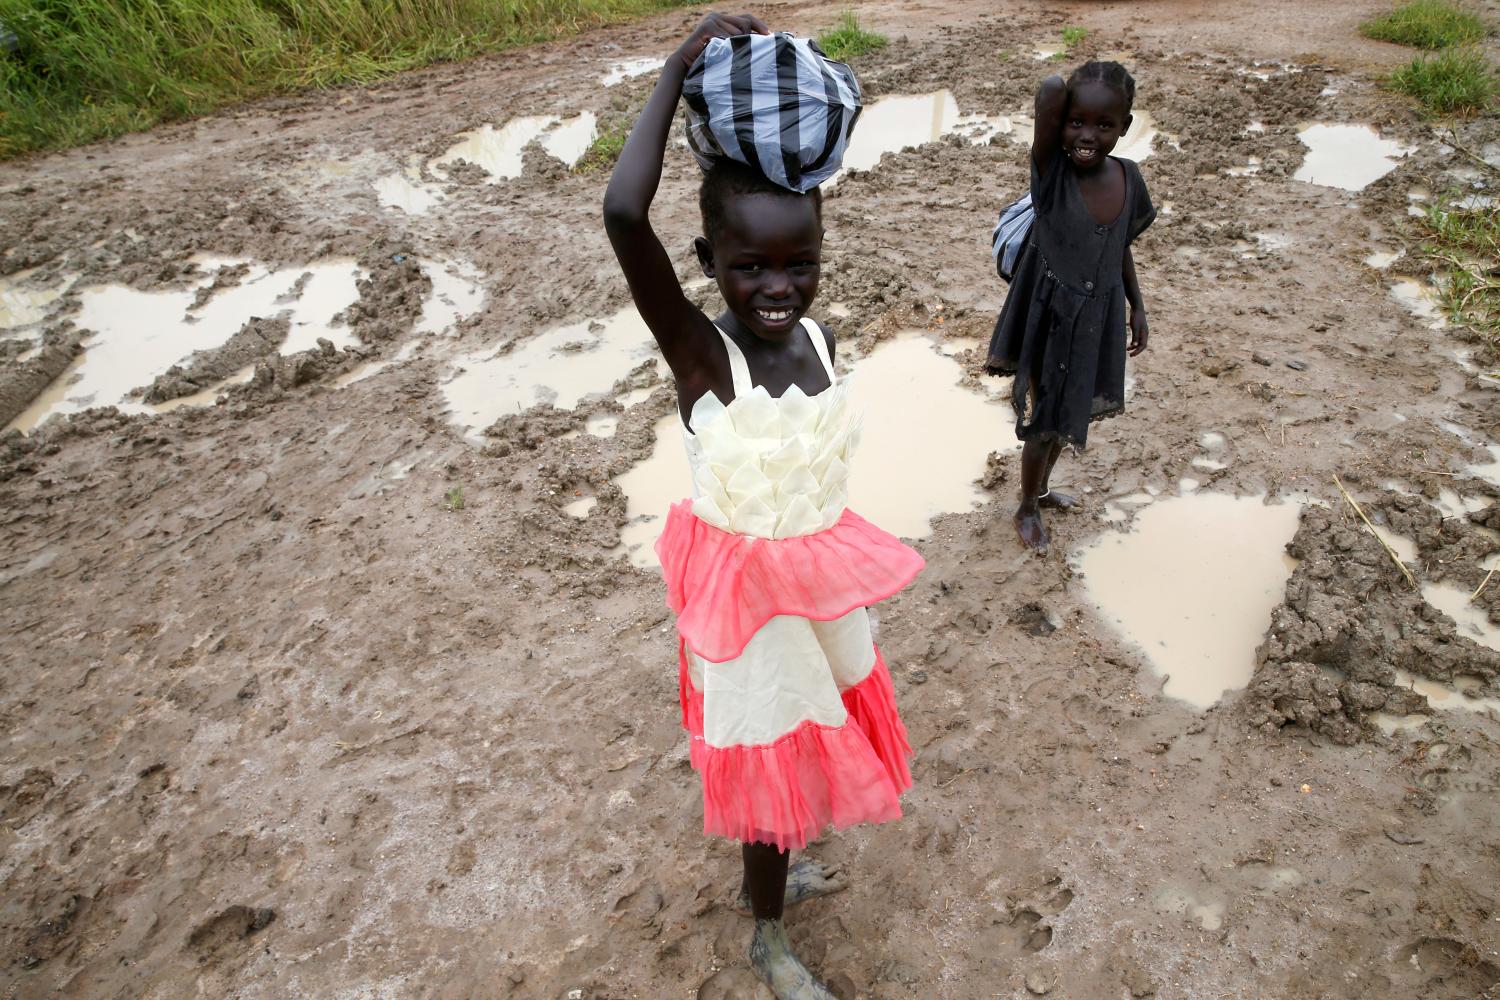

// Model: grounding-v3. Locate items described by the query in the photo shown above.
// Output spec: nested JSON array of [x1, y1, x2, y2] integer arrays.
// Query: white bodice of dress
[[683, 319, 859, 540]]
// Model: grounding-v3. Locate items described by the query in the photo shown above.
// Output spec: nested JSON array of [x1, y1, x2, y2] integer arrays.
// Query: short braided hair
[[699, 159, 823, 245], [1067, 60, 1136, 113]]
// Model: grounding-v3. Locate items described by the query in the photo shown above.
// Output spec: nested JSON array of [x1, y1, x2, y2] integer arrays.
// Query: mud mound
[[143, 315, 289, 404], [0, 327, 84, 427], [1243, 499, 1500, 744]]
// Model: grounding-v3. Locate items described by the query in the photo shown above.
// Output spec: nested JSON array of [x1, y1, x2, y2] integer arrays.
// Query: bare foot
[[1014, 504, 1050, 552], [749, 919, 837, 1000], [1037, 490, 1078, 511], [734, 859, 847, 916]]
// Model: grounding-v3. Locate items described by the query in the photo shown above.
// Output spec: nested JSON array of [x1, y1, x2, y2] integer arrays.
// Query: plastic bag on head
[[682, 32, 863, 194]]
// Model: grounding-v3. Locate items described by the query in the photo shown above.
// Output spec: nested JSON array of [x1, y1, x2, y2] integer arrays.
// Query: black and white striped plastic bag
[[682, 32, 862, 194]]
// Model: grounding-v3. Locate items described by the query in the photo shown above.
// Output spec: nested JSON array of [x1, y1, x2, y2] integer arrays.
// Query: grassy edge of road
[[0, 0, 706, 159]]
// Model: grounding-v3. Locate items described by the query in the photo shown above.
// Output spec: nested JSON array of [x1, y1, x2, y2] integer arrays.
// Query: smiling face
[[1061, 80, 1133, 172], [697, 191, 822, 343]]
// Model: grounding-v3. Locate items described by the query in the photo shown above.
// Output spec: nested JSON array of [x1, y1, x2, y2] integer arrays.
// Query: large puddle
[[1293, 123, 1414, 192], [830, 91, 1164, 184], [8, 259, 364, 432], [442, 303, 657, 439], [1, 269, 75, 332], [613, 332, 1017, 567], [432, 112, 597, 181], [1076, 492, 1302, 709]]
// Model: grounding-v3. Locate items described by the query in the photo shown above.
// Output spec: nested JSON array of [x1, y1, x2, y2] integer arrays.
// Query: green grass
[[573, 121, 629, 173], [1049, 25, 1088, 60], [444, 485, 465, 511], [816, 11, 886, 62], [1360, 1, 1486, 50], [0, 0, 706, 159], [1389, 47, 1496, 114], [1420, 196, 1500, 349]]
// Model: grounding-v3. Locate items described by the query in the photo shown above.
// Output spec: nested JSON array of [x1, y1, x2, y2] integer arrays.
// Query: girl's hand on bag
[[1128, 307, 1149, 357], [675, 12, 771, 71]]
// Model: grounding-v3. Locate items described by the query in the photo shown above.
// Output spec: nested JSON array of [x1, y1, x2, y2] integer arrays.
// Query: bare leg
[[1014, 438, 1051, 552], [743, 842, 836, 999], [735, 859, 847, 915], [1037, 441, 1078, 510]]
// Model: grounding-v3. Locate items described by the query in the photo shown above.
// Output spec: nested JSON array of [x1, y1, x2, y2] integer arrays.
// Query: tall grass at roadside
[[1360, 0, 1486, 49], [1420, 196, 1500, 350], [0, 0, 705, 158], [1389, 46, 1496, 114], [816, 12, 886, 62]]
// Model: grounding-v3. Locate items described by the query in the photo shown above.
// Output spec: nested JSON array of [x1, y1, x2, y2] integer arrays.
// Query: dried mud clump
[[143, 315, 289, 404], [1243, 501, 1500, 744]]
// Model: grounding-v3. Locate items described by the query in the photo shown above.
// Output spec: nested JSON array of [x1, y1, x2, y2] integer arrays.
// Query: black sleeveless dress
[[985, 153, 1155, 449]]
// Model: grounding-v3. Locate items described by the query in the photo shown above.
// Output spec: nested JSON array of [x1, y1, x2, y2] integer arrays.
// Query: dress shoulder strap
[[801, 317, 835, 384], [713, 324, 755, 396]]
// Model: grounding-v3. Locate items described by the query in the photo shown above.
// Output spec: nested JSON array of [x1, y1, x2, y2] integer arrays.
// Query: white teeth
[[758, 309, 793, 321]]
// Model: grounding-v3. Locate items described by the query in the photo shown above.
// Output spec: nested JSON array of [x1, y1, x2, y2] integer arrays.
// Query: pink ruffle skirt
[[657, 500, 924, 851]]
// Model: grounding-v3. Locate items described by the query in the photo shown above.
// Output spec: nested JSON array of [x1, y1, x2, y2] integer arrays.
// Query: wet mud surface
[[3, 1, 1500, 997]]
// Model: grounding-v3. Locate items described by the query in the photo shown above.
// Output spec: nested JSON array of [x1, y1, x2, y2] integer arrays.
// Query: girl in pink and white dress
[[603, 14, 923, 999]]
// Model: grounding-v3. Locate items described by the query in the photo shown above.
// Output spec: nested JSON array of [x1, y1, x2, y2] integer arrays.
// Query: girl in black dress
[[985, 62, 1156, 552]]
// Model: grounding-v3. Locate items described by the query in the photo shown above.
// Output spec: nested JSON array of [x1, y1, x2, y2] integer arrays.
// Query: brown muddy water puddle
[[600, 56, 663, 86], [432, 113, 596, 181], [441, 304, 657, 439], [1075, 491, 1303, 710], [8, 258, 363, 432], [610, 332, 1018, 568], [1293, 124, 1414, 191]]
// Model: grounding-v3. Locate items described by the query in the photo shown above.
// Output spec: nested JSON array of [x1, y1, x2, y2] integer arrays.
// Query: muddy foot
[[1015, 506, 1050, 553], [734, 859, 847, 916], [749, 919, 837, 1000], [1038, 490, 1078, 511]]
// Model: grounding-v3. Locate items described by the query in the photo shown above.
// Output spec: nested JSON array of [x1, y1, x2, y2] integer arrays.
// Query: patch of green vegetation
[[0, 0, 708, 159], [1420, 195, 1500, 350], [574, 122, 629, 173], [816, 11, 887, 62], [1049, 26, 1088, 60], [1389, 47, 1496, 114], [444, 486, 465, 511], [1360, 1, 1486, 50]]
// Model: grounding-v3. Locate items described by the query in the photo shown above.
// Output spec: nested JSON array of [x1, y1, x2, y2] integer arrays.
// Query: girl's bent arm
[[602, 14, 768, 371], [1030, 75, 1068, 175]]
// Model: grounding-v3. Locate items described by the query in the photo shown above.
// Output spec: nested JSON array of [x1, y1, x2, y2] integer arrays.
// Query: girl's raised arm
[[1030, 74, 1068, 176], [602, 14, 768, 372]]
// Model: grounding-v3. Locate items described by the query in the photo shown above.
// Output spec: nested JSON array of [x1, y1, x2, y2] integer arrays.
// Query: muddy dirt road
[[3, 1, 1500, 997]]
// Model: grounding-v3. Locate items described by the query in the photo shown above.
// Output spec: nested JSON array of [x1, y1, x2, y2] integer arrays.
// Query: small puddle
[[1424, 581, 1500, 652], [432, 113, 597, 181], [564, 496, 598, 519], [1, 269, 75, 330], [613, 332, 1018, 568], [1364, 249, 1402, 269], [1226, 156, 1261, 177], [443, 303, 657, 439], [417, 259, 486, 336], [1076, 492, 1302, 709], [8, 259, 363, 432], [1293, 123, 1413, 191], [373, 162, 444, 215], [601, 56, 663, 86], [1390, 280, 1445, 327]]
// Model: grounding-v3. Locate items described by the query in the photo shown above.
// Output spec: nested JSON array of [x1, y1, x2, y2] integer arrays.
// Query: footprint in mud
[[1392, 937, 1500, 995], [696, 966, 773, 999], [992, 874, 1075, 956], [1010, 602, 1058, 637], [611, 884, 664, 940], [186, 904, 275, 962]]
